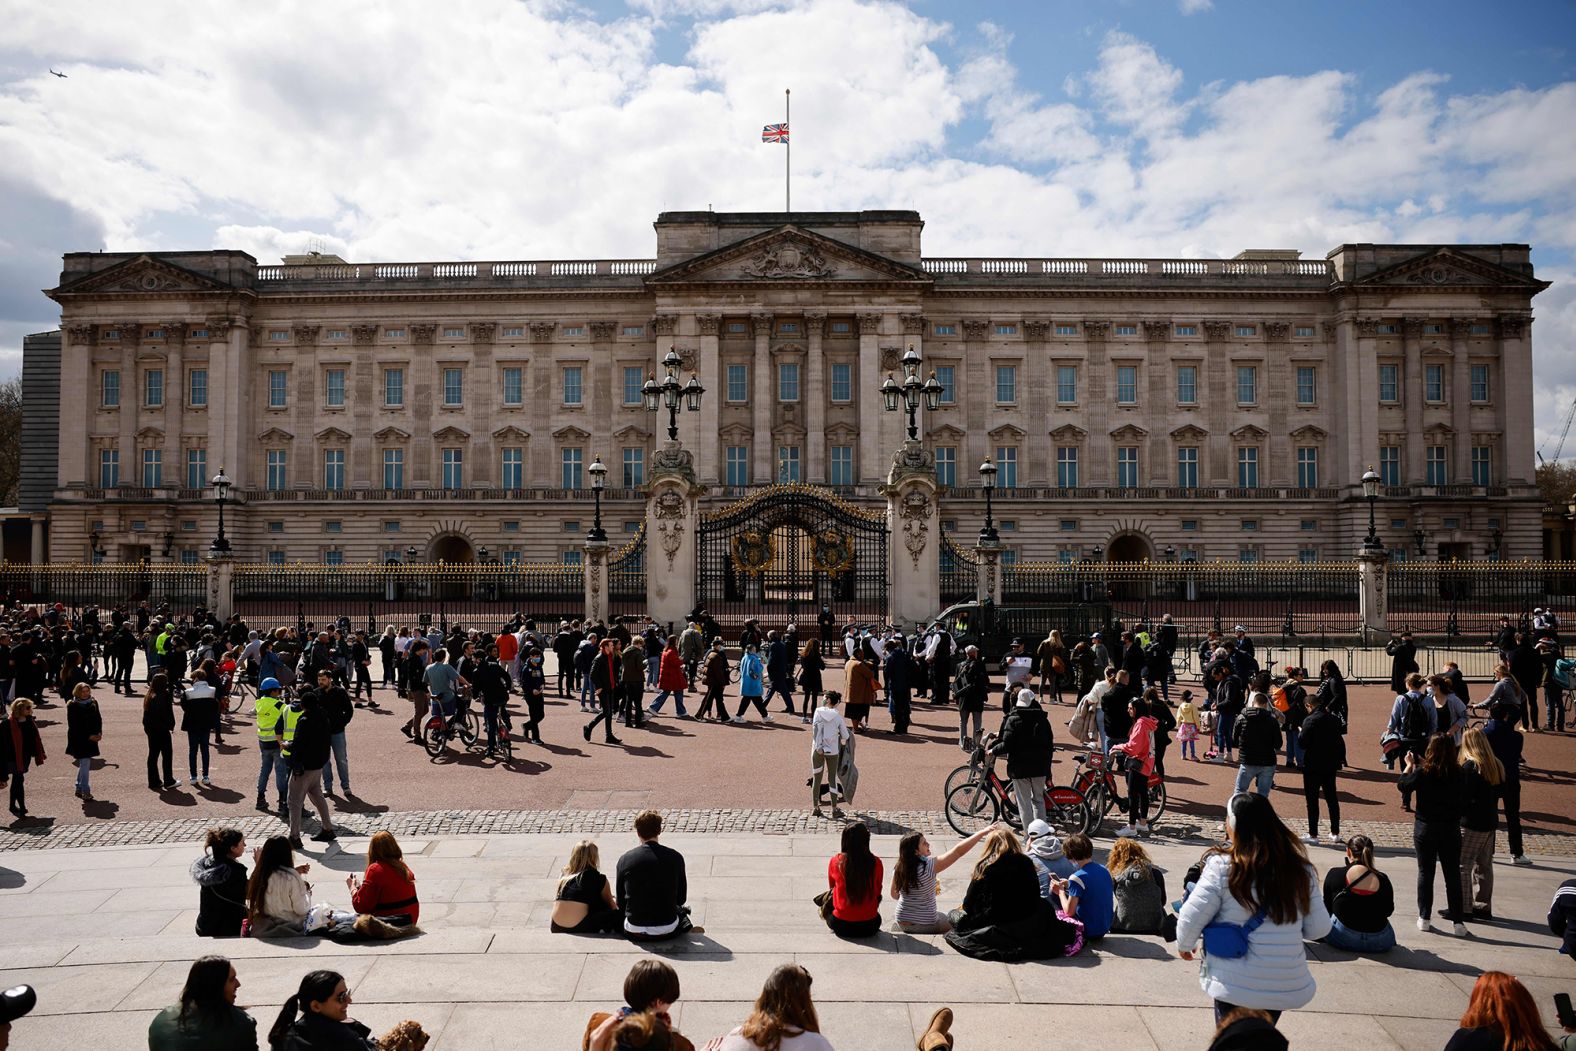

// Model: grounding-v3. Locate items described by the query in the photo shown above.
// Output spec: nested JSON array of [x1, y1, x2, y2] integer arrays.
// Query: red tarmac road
[[8, 668, 1574, 835]]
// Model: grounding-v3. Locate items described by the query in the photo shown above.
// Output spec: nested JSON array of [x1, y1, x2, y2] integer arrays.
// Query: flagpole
[[785, 88, 791, 212]]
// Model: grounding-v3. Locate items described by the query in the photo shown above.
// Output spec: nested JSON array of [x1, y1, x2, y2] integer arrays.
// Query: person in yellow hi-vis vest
[[254, 678, 290, 812]]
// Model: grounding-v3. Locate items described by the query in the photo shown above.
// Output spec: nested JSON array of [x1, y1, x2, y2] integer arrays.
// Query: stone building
[[33, 210, 1547, 567]]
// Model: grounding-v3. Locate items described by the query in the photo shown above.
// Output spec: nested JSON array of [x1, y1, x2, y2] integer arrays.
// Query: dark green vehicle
[[927, 599, 1111, 665]]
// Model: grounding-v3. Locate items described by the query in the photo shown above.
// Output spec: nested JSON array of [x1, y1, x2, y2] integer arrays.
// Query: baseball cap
[[1017, 688, 1037, 706], [1233, 625, 1246, 633]]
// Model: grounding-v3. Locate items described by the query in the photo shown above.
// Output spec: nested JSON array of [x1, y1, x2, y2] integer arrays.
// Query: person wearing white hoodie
[[1176, 792, 1331, 1027]]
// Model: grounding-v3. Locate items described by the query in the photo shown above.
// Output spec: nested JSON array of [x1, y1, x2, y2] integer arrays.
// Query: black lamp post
[[644, 347, 704, 442], [1489, 527, 1504, 559], [882, 345, 943, 442], [1163, 544, 1176, 563], [1361, 467, 1383, 551], [587, 455, 608, 542], [1413, 526, 1429, 558], [978, 457, 999, 543], [406, 545, 419, 563], [161, 532, 174, 558], [209, 468, 232, 553], [478, 546, 490, 564], [1092, 545, 1104, 562]]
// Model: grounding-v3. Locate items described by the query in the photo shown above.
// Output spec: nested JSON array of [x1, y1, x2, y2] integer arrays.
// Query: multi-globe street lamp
[[643, 347, 705, 442], [881, 345, 943, 442]]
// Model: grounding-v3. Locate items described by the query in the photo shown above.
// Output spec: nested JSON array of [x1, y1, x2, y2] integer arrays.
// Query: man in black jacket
[[472, 648, 513, 757], [615, 810, 701, 941], [1508, 633, 1544, 731], [991, 688, 1053, 825], [583, 638, 624, 745], [309, 669, 354, 796], [953, 645, 988, 751], [1102, 670, 1137, 754], [282, 690, 337, 847], [1231, 689, 1283, 798]]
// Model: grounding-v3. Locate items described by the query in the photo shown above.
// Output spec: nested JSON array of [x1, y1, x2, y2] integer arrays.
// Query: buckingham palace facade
[[32, 209, 1548, 567]]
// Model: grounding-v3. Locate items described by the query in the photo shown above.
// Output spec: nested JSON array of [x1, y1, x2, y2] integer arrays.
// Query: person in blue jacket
[[734, 644, 769, 722]]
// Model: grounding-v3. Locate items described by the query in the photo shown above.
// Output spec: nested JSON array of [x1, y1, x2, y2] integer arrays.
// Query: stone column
[[117, 321, 142, 489], [470, 323, 498, 488], [646, 442, 703, 627], [590, 321, 618, 481], [1264, 322, 1291, 484], [975, 539, 1003, 605], [208, 317, 246, 490], [206, 552, 235, 620], [884, 442, 941, 631], [857, 312, 883, 484], [1449, 319, 1473, 483], [750, 313, 774, 482], [1498, 315, 1533, 484], [1402, 317, 1424, 482], [805, 312, 827, 483], [961, 318, 991, 481], [1141, 321, 1171, 484], [59, 324, 94, 488], [29, 517, 45, 563], [688, 313, 719, 485], [584, 538, 609, 626], [1358, 545, 1389, 644], [1201, 320, 1231, 484], [161, 324, 185, 489]]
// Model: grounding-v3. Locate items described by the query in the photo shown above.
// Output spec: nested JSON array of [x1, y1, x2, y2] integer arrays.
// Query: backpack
[[1556, 658, 1576, 689], [1270, 685, 1289, 712], [1399, 692, 1432, 741]]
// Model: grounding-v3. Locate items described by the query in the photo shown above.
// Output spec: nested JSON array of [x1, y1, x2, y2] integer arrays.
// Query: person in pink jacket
[[647, 637, 692, 719], [1110, 696, 1159, 838]]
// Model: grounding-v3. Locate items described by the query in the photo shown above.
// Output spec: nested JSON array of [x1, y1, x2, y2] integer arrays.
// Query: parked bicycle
[[1064, 747, 1167, 829], [944, 738, 1090, 837]]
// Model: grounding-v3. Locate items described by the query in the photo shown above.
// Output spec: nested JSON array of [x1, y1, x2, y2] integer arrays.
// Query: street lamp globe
[[588, 456, 607, 490], [683, 376, 705, 411], [587, 455, 609, 542], [1361, 468, 1381, 500], [979, 458, 997, 490], [641, 375, 661, 412], [977, 457, 999, 544], [880, 375, 901, 412], [1361, 466, 1383, 551], [922, 371, 943, 411], [208, 467, 233, 554], [901, 345, 922, 379]]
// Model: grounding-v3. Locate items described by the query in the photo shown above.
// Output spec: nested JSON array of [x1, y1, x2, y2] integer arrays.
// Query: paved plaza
[[1, 829, 1573, 1050]]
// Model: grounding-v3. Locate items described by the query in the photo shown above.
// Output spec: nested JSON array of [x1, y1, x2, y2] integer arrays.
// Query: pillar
[[1403, 317, 1424, 481], [857, 313, 882, 484], [206, 552, 235, 620], [584, 539, 609, 626], [975, 539, 1003, 605], [751, 313, 774, 482], [1449, 319, 1473, 484], [646, 441, 703, 627], [884, 441, 941, 631], [1498, 315, 1533, 484], [1358, 545, 1389, 644], [29, 517, 45, 563], [805, 312, 826, 483]]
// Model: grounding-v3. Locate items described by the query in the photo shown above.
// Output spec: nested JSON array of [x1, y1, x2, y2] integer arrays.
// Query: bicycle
[[944, 743, 1090, 838], [223, 670, 252, 714], [1064, 748, 1167, 830], [422, 697, 480, 757]]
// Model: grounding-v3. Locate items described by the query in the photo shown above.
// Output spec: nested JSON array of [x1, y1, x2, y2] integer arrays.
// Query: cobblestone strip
[[3, 807, 1573, 856]]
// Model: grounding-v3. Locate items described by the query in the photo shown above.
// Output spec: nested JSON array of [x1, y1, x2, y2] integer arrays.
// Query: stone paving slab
[[2, 829, 1573, 1050]]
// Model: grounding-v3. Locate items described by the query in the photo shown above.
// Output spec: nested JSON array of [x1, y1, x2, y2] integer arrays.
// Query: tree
[[1536, 460, 1576, 511], [0, 378, 20, 506]]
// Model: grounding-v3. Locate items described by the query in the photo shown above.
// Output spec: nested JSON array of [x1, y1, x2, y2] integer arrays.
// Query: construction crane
[[1539, 396, 1576, 464]]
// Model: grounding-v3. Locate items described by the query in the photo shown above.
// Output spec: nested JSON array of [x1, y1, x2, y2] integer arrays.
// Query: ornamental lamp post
[[1413, 526, 1430, 558], [208, 468, 232, 553], [406, 545, 419, 563], [646, 347, 704, 442], [882, 344, 940, 442], [978, 457, 999, 544], [1361, 467, 1383, 551], [1163, 544, 1177, 563], [587, 455, 608, 543]]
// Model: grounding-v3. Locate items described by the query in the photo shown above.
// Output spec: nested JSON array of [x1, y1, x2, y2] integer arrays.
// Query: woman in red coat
[[347, 831, 419, 924], [646, 636, 691, 719], [2, 697, 47, 820]]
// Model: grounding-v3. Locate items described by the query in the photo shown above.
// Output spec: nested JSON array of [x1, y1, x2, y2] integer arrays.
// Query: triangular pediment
[[613, 425, 653, 443], [1049, 424, 1089, 441], [1230, 424, 1268, 441], [1424, 422, 1455, 437], [553, 425, 591, 442], [491, 425, 531, 442], [1348, 248, 1550, 292], [135, 426, 164, 442], [49, 254, 243, 299], [928, 424, 965, 441], [315, 426, 353, 443], [647, 226, 930, 287], [988, 424, 1026, 440], [1110, 424, 1149, 441], [1170, 424, 1208, 441], [432, 425, 471, 442], [373, 426, 412, 443], [718, 423, 752, 442], [1289, 425, 1328, 441], [826, 423, 858, 441], [258, 427, 294, 443]]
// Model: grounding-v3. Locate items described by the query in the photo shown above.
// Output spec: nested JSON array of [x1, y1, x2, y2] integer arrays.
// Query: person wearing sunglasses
[[268, 970, 374, 1050]]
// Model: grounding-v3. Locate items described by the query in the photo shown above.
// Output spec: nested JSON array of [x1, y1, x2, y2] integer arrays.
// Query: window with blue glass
[[442, 368, 463, 407], [1296, 367, 1316, 406], [1176, 366, 1197, 405], [995, 446, 1018, 489], [1116, 447, 1138, 488], [384, 368, 404, 407], [189, 369, 208, 408], [934, 446, 955, 487], [382, 449, 403, 489], [99, 449, 119, 488], [1296, 446, 1318, 488], [1116, 366, 1137, 404], [325, 369, 346, 407], [145, 369, 164, 407], [1237, 446, 1259, 488], [1236, 366, 1257, 405], [563, 367, 583, 406], [725, 445, 749, 486], [935, 365, 956, 404], [994, 365, 1016, 403], [1379, 446, 1400, 486], [777, 446, 801, 482], [726, 364, 748, 402], [1378, 364, 1399, 403], [186, 449, 207, 490], [561, 447, 583, 489], [1425, 364, 1444, 402], [501, 447, 523, 490], [1056, 365, 1077, 404], [829, 445, 853, 486], [1057, 446, 1078, 488], [442, 448, 464, 490], [142, 449, 162, 487], [1426, 445, 1447, 485], [779, 361, 800, 402], [830, 363, 852, 402], [102, 370, 120, 407], [623, 366, 644, 406], [324, 448, 346, 491], [268, 370, 287, 408], [622, 447, 645, 488], [1177, 447, 1198, 488], [1470, 364, 1489, 402], [266, 450, 287, 492], [502, 367, 523, 406], [1472, 446, 1491, 486]]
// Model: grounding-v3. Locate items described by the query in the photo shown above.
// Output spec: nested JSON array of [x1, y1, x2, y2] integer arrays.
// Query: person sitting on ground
[[246, 835, 352, 938], [1550, 875, 1576, 964], [616, 810, 702, 941], [1443, 971, 1561, 1051], [1319, 834, 1395, 953], [267, 970, 388, 1051], [346, 831, 419, 926], [193, 827, 251, 938], [892, 825, 996, 934], [147, 955, 257, 1051], [705, 963, 834, 1051], [1025, 820, 1077, 901], [1108, 837, 1168, 934], [553, 839, 622, 935], [584, 960, 696, 1051], [945, 827, 1084, 961], [819, 820, 883, 938], [1051, 832, 1113, 940]]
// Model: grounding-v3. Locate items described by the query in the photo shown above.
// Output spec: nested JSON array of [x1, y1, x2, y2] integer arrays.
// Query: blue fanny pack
[[1201, 908, 1266, 958]]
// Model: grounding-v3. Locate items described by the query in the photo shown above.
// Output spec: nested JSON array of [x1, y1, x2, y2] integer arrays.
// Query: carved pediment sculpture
[[740, 238, 837, 279], [491, 425, 530, 443], [315, 426, 354, 444], [374, 426, 412, 443], [1170, 424, 1208, 441], [1110, 423, 1150, 441], [431, 425, 471, 442], [1230, 424, 1268, 441]]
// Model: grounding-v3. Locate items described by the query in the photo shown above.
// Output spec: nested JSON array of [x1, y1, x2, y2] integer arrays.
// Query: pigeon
[[50, 69, 67, 78]]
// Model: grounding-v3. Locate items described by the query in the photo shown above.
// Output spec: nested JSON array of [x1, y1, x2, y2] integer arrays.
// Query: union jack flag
[[761, 123, 789, 143]]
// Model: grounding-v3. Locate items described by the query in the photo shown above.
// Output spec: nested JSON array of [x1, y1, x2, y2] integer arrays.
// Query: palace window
[[995, 447, 1018, 489], [186, 448, 207, 490], [623, 366, 644, 406], [1176, 366, 1197, 405], [561, 447, 583, 489], [779, 361, 800, 402], [623, 325, 644, 337], [441, 448, 463, 490], [1470, 364, 1490, 402], [1235, 325, 1257, 337], [830, 363, 852, 402], [934, 446, 956, 487], [1057, 446, 1078, 488], [829, 446, 854, 486], [778, 446, 801, 483], [145, 369, 165, 407], [101, 370, 120, 408], [622, 447, 644, 488], [1295, 325, 1316, 337], [1177, 447, 1198, 489], [325, 369, 346, 407], [443, 327, 464, 339], [1296, 446, 1318, 488], [99, 449, 120, 488], [1426, 445, 1448, 486], [995, 324, 1017, 336], [442, 368, 463, 407], [562, 326, 585, 337], [933, 324, 956, 336], [1116, 447, 1139, 489], [1114, 324, 1137, 336], [1175, 325, 1197, 336], [995, 365, 1017, 404], [324, 449, 345, 491], [1054, 323, 1078, 336], [268, 370, 287, 408], [1236, 365, 1258, 405], [1472, 446, 1492, 486], [502, 326, 525, 338], [1378, 364, 1399, 403], [725, 445, 749, 486], [267, 450, 287, 492], [383, 328, 405, 339], [382, 449, 404, 489], [1379, 445, 1400, 486], [384, 368, 404, 407], [142, 448, 162, 488], [831, 321, 851, 334], [1425, 364, 1444, 402], [563, 367, 583, 406], [726, 364, 748, 402], [1116, 366, 1138, 405], [501, 448, 523, 490], [935, 365, 956, 404], [189, 369, 208, 408], [1056, 365, 1077, 404], [1296, 367, 1317, 406], [502, 367, 523, 406], [1237, 446, 1259, 488]]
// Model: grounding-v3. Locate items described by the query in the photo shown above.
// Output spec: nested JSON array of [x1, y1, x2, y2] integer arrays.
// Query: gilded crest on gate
[[811, 529, 855, 577], [731, 530, 774, 576]]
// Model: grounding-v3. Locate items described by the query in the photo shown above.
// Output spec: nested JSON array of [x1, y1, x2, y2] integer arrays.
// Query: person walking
[[1175, 792, 1331, 1027], [620, 636, 647, 729], [253, 677, 288, 812], [883, 638, 913, 734], [954, 645, 988, 750], [991, 688, 1053, 827], [695, 640, 731, 723], [64, 681, 102, 801], [762, 631, 795, 714], [1110, 694, 1158, 838], [519, 648, 548, 743], [144, 671, 178, 791], [797, 638, 825, 724], [734, 643, 769, 722], [1508, 633, 1543, 732], [1481, 702, 1530, 866], [1297, 691, 1346, 845], [471, 647, 512, 757], [1389, 673, 1436, 810], [1279, 667, 1309, 769], [1538, 636, 1567, 733], [1034, 629, 1068, 704], [1399, 734, 1468, 936], [583, 639, 624, 745], [1208, 663, 1246, 764], [926, 625, 954, 707], [179, 670, 219, 787], [1176, 690, 1202, 761], [311, 669, 354, 796], [1312, 659, 1349, 731], [0, 697, 45, 819], [1386, 631, 1419, 696], [647, 636, 691, 719], [1101, 669, 1136, 757], [810, 692, 850, 818], [282, 690, 337, 848], [1458, 727, 1504, 920], [399, 639, 430, 742], [1232, 679, 1283, 798], [843, 648, 877, 731]]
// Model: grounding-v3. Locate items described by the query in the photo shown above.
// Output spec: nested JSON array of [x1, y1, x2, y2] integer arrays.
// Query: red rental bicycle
[[1063, 748, 1167, 831], [944, 740, 1091, 837]]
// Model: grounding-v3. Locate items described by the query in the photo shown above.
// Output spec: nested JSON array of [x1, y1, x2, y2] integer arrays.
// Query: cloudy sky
[[2, 0, 1574, 451]]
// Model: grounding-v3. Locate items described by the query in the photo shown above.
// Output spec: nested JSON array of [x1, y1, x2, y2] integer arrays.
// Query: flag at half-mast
[[761, 122, 789, 143]]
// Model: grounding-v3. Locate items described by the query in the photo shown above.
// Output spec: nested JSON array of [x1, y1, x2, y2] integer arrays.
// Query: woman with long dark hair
[[1399, 733, 1468, 935], [797, 638, 825, 724], [1312, 660, 1348, 731], [891, 825, 994, 934], [193, 828, 250, 938], [143, 671, 177, 791], [1, 697, 46, 819], [268, 970, 377, 1050], [710, 963, 830, 1051], [147, 955, 257, 1050], [1443, 971, 1559, 1051], [821, 820, 882, 937], [1175, 792, 1331, 1026]]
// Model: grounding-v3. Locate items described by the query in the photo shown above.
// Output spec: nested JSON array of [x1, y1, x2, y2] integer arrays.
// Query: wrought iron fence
[[1000, 561, 1363, 644], [607, 526, 647, 620], [0, 562, 208, 612], [939, 534, 978, 606], [1386, 560, 1576, 640], [231, 562, 584, 632]]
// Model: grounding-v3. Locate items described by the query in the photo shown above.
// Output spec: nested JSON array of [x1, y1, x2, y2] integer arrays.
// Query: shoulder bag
[[1200, 908, 1266, 959]]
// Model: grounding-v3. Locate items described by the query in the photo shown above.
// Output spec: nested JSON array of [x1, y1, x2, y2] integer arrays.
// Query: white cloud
[[1179, 0, 1213, 13]]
